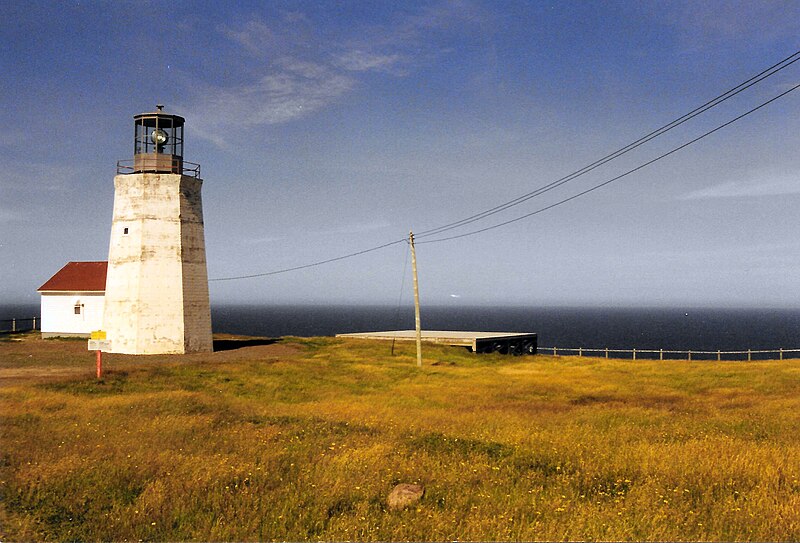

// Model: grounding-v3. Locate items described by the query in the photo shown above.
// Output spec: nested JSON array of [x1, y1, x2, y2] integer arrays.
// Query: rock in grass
[[387, 483, 424, 511]]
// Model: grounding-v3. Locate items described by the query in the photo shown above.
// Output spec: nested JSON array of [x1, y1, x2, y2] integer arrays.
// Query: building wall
[[40, 292, 105, 337], [103, 173, 212, 354], [179, 176, 213, 353]]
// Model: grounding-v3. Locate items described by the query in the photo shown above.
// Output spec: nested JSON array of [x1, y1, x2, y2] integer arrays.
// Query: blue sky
[[2, 1, 799, 308]]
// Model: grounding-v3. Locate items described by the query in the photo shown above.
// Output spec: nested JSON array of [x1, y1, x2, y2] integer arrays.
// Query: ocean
[[5, 304, 799, 359]]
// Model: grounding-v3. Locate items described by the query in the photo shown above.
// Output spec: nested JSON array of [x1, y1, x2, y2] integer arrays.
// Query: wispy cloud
[[307, 220, 393, 236], [0, 163, 78, 192], [179, 2, 487, 146], [333, 50, 405, 74], [221, 20, 278, 56], [239, 220, 391, 245], [642, 241, 799, 261], [241, 235, 284, 246], [332, 0, 489, 71], [680, 173, 800, 200], [182, 59, 354, 146], [642, 1, 800, 50], [0, 207, 22, 223]]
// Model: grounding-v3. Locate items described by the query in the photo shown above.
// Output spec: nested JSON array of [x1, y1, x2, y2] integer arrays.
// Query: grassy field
[[2, 332, 800, 541]]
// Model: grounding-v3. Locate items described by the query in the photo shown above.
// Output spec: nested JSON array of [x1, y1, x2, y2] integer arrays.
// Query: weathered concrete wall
[[40, 292, 104, 337], [179, 178, 213, 353], [103, 173, 212, 354]]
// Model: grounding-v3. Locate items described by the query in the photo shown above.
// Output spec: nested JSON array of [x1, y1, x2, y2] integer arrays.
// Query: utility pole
[[409, 231, 422, 367]]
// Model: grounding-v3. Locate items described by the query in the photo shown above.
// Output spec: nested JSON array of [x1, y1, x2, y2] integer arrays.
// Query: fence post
[[688, 350, 692, 362], [33, 317, 37, 330], [605, 348, 609, 359], [748, 349, 752, 362], [633, 348, 636, 361], [717, 350, 721, 361], [780, 348, 783, 361], [578, 347, 582, 357], [12, 318, 16, 332], [659, 349, 663, 361], [554, 347, 557, 356]]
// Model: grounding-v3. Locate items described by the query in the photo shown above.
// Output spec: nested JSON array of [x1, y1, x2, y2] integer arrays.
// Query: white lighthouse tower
[[103, 105, 213, 354]]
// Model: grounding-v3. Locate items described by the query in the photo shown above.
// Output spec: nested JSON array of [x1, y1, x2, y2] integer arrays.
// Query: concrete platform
[[336, 330, 537, 355]]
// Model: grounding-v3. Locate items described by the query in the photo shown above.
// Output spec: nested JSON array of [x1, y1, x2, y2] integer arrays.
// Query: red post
[[96, 350, 102, 380]]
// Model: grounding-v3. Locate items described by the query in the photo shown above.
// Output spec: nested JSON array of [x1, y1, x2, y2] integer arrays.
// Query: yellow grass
[[2, 333, 800, 541]]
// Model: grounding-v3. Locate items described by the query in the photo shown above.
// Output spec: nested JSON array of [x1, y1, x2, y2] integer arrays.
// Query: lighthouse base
[[103, 173, 212, 355]]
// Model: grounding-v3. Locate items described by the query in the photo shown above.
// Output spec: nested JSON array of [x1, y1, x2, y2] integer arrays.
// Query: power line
[[415, 49, 800, 240], [210, 238, 407, 282], [418, 81, 800, 245]]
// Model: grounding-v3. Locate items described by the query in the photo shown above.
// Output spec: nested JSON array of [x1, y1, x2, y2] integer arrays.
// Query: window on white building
[[74, 302, 82, 315]]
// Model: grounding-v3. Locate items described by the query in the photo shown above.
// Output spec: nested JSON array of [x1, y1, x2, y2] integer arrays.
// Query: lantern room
[[132, 104, 184, 174]]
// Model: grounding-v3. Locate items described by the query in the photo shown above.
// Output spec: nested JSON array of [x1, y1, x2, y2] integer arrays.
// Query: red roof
[[38, 261, 108, 292]]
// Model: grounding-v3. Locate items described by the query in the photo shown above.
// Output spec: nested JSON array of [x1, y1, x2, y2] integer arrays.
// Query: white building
[[38, 261, 107, 338]]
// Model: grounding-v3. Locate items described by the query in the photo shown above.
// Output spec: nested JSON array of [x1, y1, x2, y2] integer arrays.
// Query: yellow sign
[[90, 330, 107, 340]]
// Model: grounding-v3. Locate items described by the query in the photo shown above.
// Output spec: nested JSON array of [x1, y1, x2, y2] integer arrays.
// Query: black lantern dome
[[132, 104, 185, 174]]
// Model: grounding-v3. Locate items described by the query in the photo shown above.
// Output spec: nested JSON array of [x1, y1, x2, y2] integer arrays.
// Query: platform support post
[[410, 231, 422, 368]]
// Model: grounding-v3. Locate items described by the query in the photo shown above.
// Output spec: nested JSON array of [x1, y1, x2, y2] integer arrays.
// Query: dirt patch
[[0, 333, 305, 386], [0, 366, 95, 386], [211, 341, 303, 360]]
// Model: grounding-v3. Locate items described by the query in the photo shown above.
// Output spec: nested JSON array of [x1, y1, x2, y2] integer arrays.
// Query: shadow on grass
[[213, 338, 279, 352]]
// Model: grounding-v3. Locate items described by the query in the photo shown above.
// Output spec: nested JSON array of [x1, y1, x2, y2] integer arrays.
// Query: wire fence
[[538, 346, 800, 361], [0, 317, 40, 334]]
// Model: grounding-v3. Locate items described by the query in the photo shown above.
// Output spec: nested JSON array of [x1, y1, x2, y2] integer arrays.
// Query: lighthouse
[[102, 106, 213, 354]]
